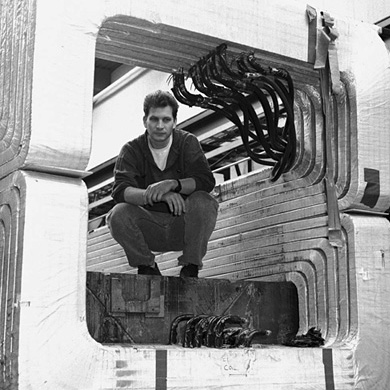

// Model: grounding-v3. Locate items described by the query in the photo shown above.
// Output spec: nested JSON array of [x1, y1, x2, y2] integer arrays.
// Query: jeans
[[106, 191, 219, 269]]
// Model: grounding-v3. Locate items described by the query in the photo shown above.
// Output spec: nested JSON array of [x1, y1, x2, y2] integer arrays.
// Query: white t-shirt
[[148, 135, 173, 171]]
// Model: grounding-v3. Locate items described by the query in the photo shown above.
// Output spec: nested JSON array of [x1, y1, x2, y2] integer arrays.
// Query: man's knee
[[186, 191, 219, 217], [107, 203, 137, 231]]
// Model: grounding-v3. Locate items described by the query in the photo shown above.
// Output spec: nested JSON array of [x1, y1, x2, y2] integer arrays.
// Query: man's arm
[[178, 177, 196, 195], [143, 178, 196, 204], [123, 186, 146, 206], [181, 133, 215, 193], [124, 178, 196, 215]]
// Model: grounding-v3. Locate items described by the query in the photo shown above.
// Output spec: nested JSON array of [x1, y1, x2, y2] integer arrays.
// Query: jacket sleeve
[[111, 143, 142, 203], [183, 133, 215, 193]]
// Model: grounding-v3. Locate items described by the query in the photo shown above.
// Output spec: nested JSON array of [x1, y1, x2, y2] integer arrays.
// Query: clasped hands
[[143, 179, 186, 215]]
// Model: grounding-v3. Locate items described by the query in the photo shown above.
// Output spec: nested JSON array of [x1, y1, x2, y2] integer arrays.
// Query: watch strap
[[174, 179, 182, 193]]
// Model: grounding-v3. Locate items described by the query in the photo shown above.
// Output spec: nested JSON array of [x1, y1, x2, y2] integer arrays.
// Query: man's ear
[[143, 116, 147, 127]]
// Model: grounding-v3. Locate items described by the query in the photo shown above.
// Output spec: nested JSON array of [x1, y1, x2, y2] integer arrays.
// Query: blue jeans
[[106, 191, 219, 268]]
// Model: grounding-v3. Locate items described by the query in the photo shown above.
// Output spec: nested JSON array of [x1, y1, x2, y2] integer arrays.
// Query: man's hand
[[161, 192, 186, 215], [143, 180, 176, 205], [143, 179, 188, 215]]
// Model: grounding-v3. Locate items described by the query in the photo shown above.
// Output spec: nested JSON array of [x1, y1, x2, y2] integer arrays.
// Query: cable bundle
[[169, 314, 271, 348], [171, 43, 296, 181]]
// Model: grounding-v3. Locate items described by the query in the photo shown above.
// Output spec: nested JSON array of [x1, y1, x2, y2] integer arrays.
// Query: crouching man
[[107, 90, 219, 278]]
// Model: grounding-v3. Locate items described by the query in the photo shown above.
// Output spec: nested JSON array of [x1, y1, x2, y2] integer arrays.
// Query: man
[[107, 90, 219, 278]]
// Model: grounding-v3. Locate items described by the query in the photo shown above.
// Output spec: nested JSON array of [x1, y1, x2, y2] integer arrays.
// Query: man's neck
[[148, 134, 172, 150]]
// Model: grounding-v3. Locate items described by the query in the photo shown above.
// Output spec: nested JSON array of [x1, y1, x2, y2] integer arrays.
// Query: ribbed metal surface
[[0, 174, 25, 389], [0, 0, 36, 180], [95, 15, 319, 87]]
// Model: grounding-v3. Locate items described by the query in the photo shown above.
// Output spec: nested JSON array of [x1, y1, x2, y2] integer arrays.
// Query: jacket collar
[[142, 129, 181, 170]]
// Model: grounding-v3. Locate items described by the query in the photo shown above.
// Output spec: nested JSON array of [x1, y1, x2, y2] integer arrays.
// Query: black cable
[[171, 43, 297, 181]]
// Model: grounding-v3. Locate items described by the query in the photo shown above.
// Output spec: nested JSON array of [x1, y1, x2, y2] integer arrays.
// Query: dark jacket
[[112, 129, 215, 204]]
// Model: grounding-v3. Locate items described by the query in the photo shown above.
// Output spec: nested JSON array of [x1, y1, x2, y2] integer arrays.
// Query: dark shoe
[[180, 264, 199, 278], [138, 263, 161, 276]]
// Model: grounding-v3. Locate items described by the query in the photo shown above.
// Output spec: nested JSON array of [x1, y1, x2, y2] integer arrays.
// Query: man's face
[[143, 106, 176, 149]]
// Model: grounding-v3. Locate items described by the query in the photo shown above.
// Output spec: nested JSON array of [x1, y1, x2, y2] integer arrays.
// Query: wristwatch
[[174, 179, 182, 193]]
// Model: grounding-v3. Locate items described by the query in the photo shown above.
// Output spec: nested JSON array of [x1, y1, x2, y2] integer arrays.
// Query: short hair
[[143, 90, 179, 120]]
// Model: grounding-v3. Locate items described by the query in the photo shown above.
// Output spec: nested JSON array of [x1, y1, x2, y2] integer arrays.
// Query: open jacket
[[111, 128, 215, 204]]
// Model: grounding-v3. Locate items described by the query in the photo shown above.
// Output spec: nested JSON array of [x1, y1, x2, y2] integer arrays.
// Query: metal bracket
[[110, 276, 165, 318]]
